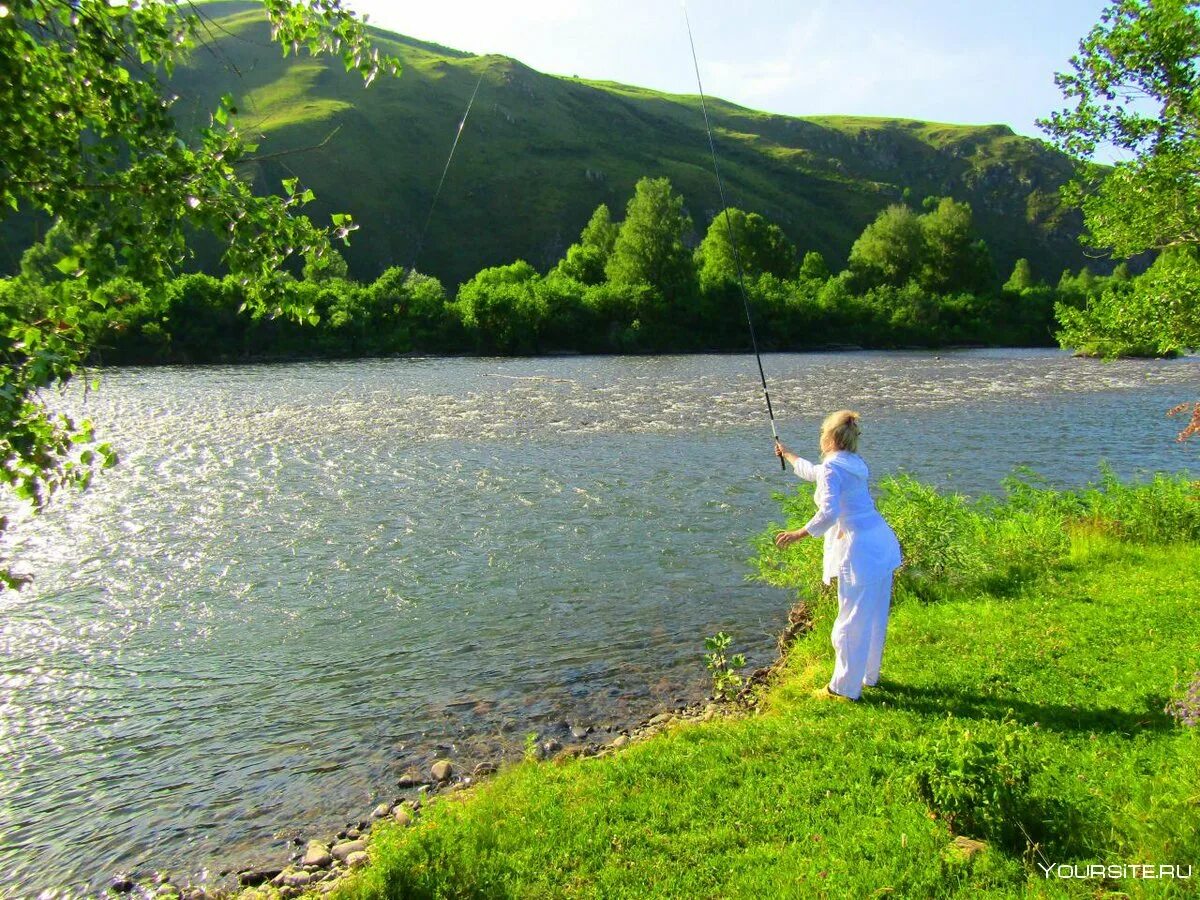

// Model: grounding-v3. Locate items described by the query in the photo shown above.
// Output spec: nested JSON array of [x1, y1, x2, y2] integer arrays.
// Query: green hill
[[24, 1, 1093, 289]]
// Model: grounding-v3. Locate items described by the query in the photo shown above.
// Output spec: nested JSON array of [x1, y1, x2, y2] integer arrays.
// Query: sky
[[352, 0, 1111, 143]]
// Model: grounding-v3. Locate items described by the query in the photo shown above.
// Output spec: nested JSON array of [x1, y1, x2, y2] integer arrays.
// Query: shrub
[[366, 267, 453, 352], [703, 631, 747, 702], [912, 716, 1087, 857], [454, 261, 547, 354], [1073, 467, 1200, 542]]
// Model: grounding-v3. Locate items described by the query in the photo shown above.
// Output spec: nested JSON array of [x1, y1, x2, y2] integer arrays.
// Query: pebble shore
[[107, 603, 812, 899]]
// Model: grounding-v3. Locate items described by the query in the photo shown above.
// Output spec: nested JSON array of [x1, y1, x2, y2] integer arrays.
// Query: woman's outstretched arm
[[775, 442, 820, 481], [775, 457, 843, 549]]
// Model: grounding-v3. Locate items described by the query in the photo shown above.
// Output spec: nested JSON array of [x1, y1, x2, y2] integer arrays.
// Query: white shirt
[[792, 451, 902, 585]]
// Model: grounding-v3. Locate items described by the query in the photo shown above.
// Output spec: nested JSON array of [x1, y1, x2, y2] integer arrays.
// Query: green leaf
[[0, 0, 401, 572], [54, 255, 81, 275]]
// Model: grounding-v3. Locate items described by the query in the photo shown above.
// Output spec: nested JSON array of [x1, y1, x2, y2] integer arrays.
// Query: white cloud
[[704, 9, 1009, 123]]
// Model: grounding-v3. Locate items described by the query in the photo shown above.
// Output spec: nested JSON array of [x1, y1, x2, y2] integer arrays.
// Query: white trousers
[[828, 572, 894, 700]]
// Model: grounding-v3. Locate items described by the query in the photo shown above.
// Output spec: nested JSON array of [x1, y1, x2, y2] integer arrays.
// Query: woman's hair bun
[[820, 409, 861, 453]]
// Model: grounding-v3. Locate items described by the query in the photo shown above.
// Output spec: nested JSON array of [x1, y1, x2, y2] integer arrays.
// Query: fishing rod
[[407, 67, 487, 275], [681, 3, 786, 471]]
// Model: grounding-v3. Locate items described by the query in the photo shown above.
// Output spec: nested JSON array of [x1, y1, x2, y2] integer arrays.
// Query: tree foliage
[[918, 198, 994, 294], [847, 204, 925, 288], [1, 1, 396, 296], [303, 247, 350, 284], [555, 204, 618, 286], [1040, 0, 1200, 258], [455, 260, 548, 355], [848, 199, 992, 294], [1004, 259, 1037, 293], [0, 0, 398, 585], [1056, 247, 1200, 358], [1041, 0, 1199, 437], [798, 250, 831, 283], [694, 208, 797, 291], [0, 174, 1075, 367], [605, 177, 695, 299]]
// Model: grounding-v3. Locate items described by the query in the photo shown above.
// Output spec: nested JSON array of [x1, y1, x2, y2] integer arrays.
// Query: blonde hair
[[820, 409, 861, 455]]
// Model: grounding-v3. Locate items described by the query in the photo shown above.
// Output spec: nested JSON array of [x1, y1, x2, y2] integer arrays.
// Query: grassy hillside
[[143, 1, 1090, 289]]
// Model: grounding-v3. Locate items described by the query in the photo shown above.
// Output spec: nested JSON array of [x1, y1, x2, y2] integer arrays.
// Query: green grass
[[242, 63, 353, 130], [318, 531, 1198, 899]]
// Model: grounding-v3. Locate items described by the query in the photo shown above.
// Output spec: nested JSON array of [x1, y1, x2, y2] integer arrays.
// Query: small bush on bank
[[911, 716, 1094, 859]]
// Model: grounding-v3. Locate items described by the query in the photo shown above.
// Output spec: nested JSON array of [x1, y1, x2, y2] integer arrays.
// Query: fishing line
[[682, 3, 785, 470], [408, 67, 486, 274]]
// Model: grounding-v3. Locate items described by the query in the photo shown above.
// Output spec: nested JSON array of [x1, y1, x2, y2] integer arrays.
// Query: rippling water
[[1, 350, 1196, 896]]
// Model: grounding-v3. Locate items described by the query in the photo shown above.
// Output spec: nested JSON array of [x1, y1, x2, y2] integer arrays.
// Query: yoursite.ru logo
[[1038, 863, 1193, 880]]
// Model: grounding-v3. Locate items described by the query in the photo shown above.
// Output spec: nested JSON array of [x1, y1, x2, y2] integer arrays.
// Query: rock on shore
[[302, 841, 332, 868]]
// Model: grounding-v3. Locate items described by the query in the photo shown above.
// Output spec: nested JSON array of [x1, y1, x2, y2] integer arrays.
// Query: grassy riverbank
[[310, 475, 1199, 899]]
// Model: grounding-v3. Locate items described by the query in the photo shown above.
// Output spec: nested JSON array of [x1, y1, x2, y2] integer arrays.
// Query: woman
[[774, 410, 902, 701]]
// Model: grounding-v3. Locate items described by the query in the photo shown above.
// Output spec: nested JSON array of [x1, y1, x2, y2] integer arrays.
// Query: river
[[1, 349, 1196, 896]]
